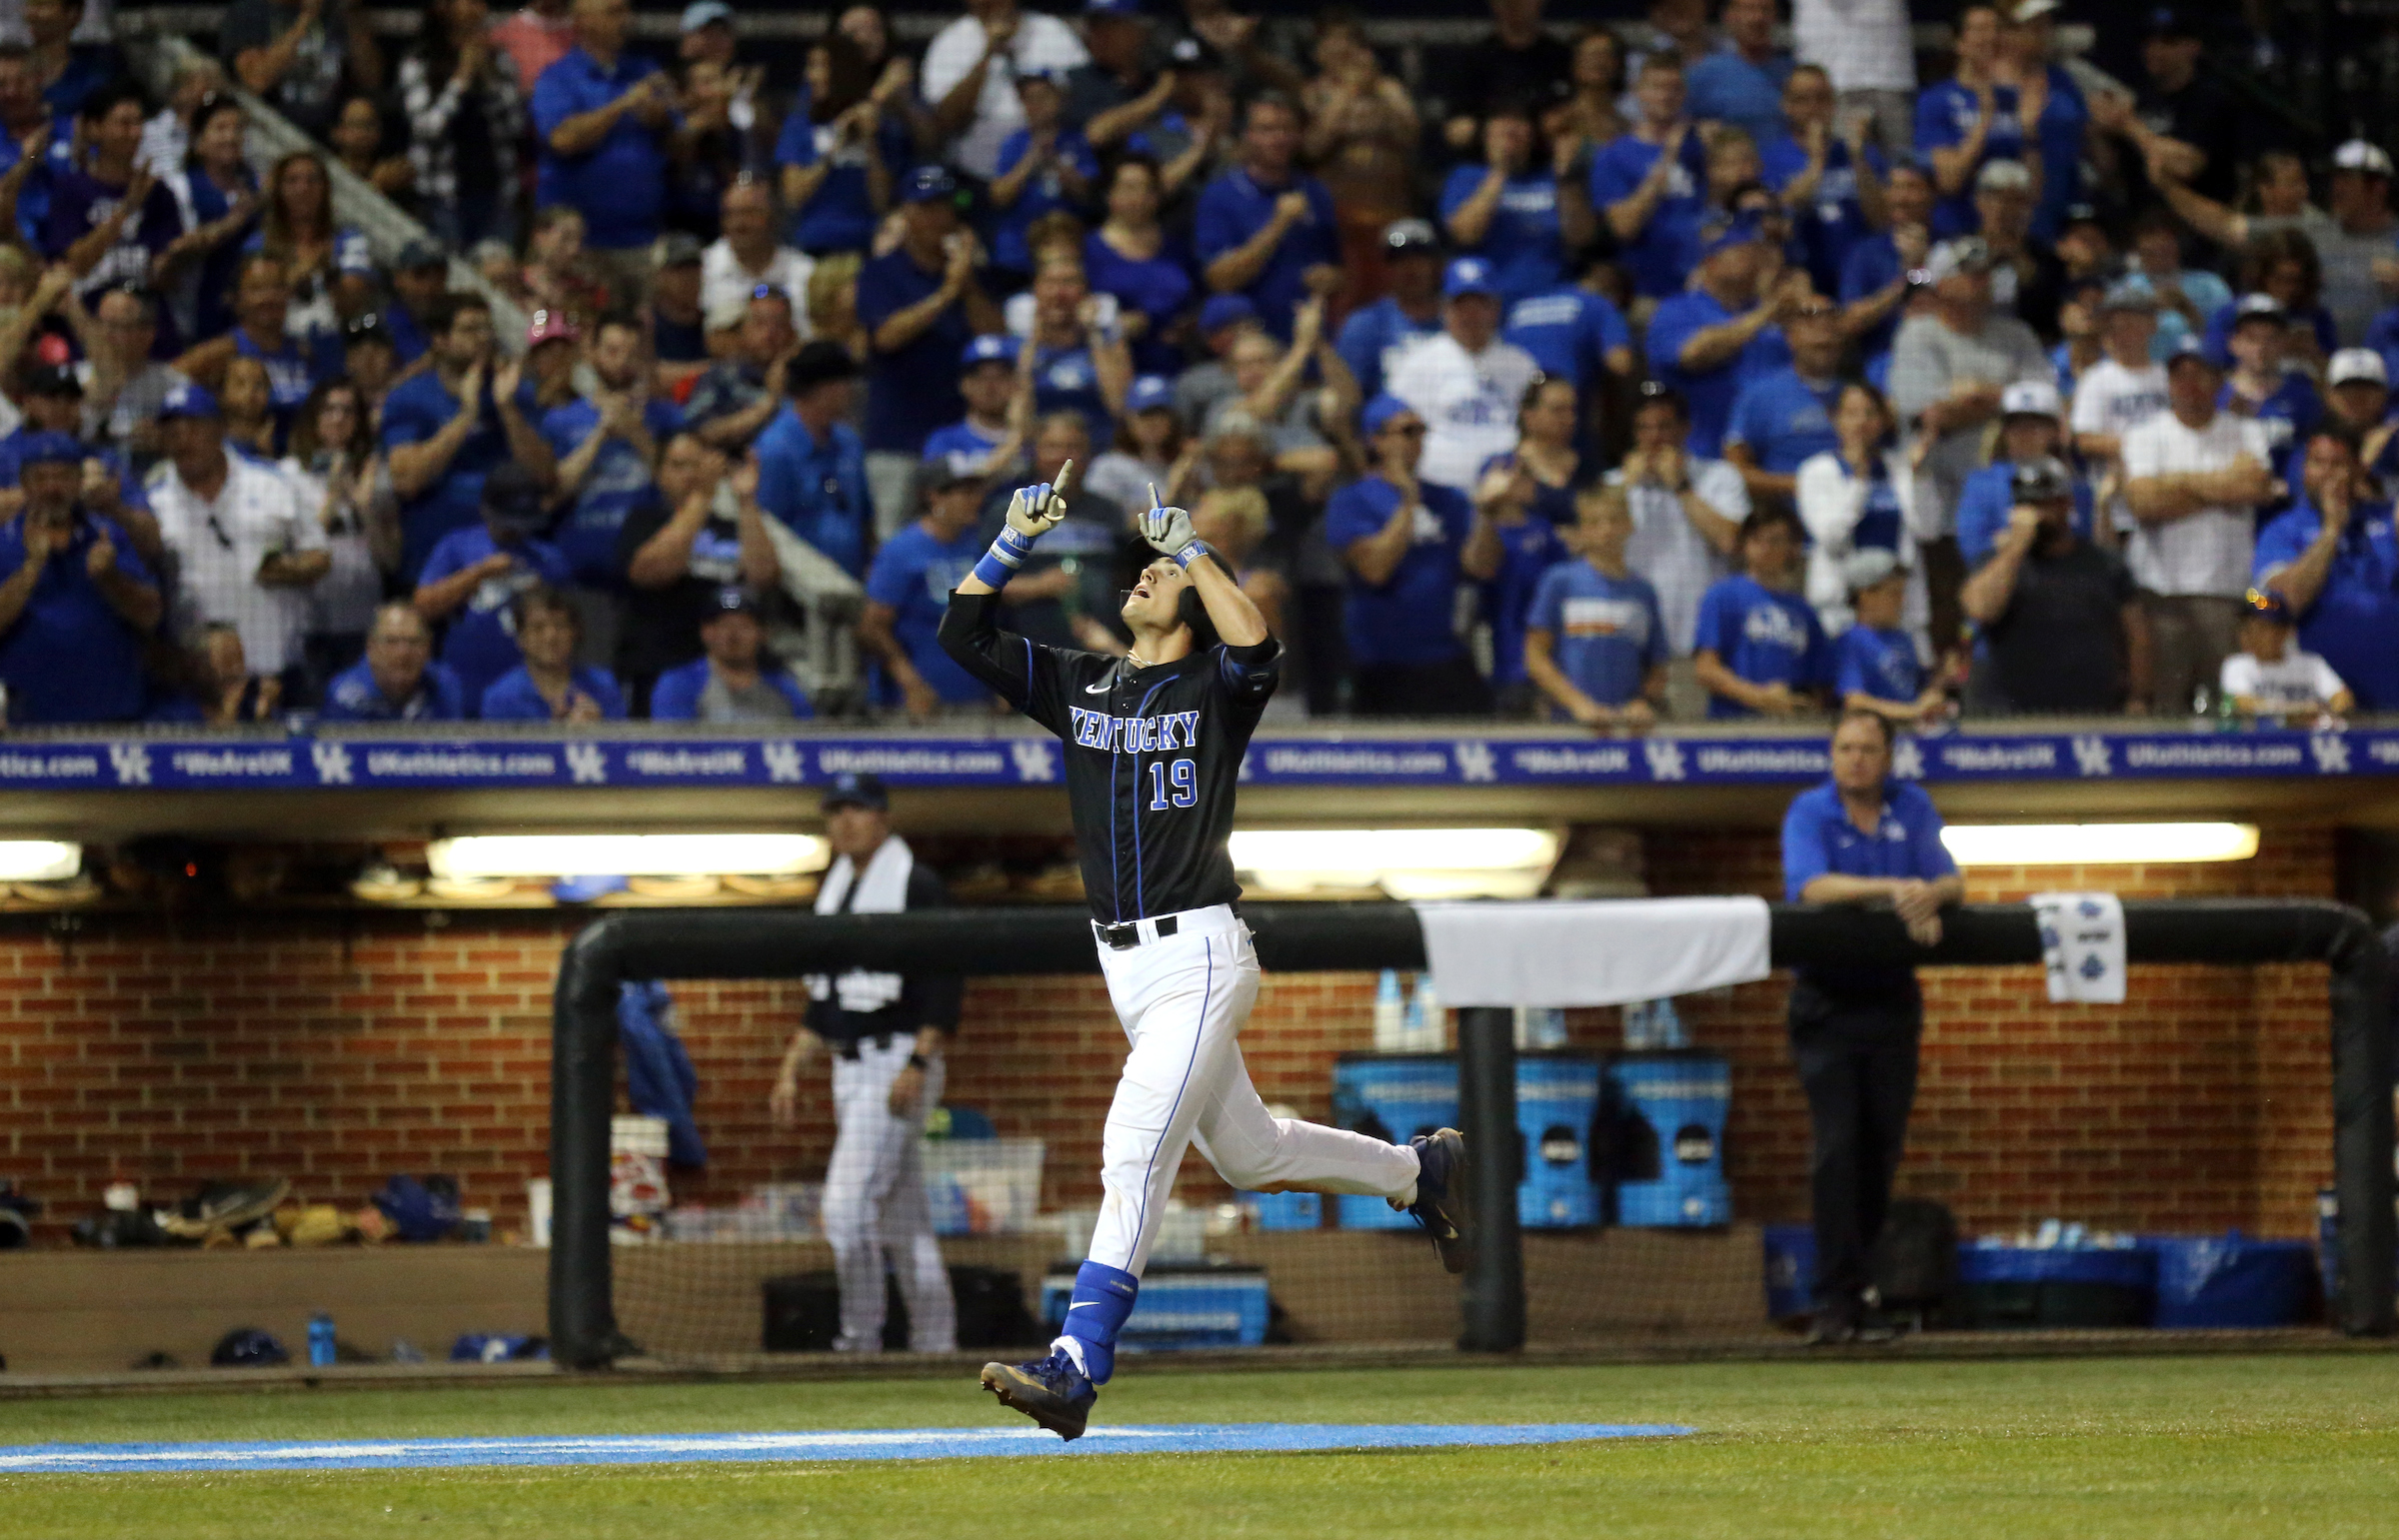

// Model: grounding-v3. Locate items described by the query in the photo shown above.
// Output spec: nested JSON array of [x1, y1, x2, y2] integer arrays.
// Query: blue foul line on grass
[[0, 1422, 1691, 1472]]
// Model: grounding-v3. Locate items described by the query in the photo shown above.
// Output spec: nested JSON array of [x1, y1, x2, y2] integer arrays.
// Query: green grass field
[[5, 1353, 2397, 1538]]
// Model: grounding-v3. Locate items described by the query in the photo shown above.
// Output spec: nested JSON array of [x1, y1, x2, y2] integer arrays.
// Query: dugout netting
[[549, 900, 2395, 1369]]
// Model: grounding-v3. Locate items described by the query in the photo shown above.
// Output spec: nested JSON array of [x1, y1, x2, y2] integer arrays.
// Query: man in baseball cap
[[862, 455, 994, 718], [1951, 379, 2084, 566], [651, 587, 814, 722], [2323, 142, 2399, 344], [2112, 332, 2281, 713], [1333, 218, 1443, 400], [769, 759, 963, 1357], [2221, 295, 2316, 456], [2323, 350, 2395, 467], [1642, 212, 1785, 462], [2071, 281, 2165, 477], [1958, 451, 2146, 714], [1380, 257, 1541, 491]]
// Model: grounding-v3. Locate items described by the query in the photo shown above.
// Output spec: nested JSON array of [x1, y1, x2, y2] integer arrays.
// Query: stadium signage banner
[[0, 727, 2379, 791]]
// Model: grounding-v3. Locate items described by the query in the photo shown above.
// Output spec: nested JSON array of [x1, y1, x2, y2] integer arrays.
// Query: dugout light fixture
[[0, 839, 81, 881], [1227, 827, 1562, 900], [1939, 822, 2260, 866], [427, 834, 829, 879]]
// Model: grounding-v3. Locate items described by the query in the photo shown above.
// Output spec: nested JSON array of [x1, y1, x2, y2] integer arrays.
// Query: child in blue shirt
[[1524, 485, 1668, 729], [1832, 550, 1949, 728], [1693, 505, 1829, 718]]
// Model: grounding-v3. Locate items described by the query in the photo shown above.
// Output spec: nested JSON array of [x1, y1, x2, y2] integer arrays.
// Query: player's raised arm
[[939, 464, 1081, 723], [1138, 486, 1268, 648], [953, 461, 1074, 597]]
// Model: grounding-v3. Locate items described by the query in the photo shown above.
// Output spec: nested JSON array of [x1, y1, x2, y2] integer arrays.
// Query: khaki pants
[[2141, 593, 2245, 716]]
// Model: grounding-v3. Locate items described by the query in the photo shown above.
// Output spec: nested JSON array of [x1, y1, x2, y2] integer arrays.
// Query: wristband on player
[[1170, 539, 1208, 570], [972, 525, 1038, 589]]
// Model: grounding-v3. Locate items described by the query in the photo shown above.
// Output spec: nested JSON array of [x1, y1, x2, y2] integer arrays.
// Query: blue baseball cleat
[[1406, 1128, 1473, 1274], [981, 1349, 1097, 1440]]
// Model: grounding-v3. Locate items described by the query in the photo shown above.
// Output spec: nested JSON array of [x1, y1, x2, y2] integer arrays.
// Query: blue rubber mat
[[0, 1422, 1689, 1472]]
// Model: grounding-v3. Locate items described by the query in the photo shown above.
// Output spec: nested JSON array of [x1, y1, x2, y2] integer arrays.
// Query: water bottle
[[1651, 997, 1688, 1049], [1372, 970, 1404, 1050], [308, 1312, 336, 1368], [1408, 973, 1443, 1050]]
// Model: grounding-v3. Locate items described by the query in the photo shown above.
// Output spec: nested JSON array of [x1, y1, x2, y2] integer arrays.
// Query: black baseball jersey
[[938, 588, 1276, 923]]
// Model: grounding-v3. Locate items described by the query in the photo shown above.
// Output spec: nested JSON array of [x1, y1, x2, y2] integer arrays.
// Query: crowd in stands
[[0, 0, 2389, 730]]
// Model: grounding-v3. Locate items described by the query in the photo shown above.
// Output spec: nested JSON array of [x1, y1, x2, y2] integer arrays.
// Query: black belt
[[1096, 914, 1178, 950], [832, 1032, 905, 1059]]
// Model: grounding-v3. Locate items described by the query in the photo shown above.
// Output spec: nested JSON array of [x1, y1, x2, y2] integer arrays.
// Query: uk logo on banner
[[1453, 742, 1497, 782], [1010, 741, 1059, 782], [565, 744, 608, 784], [1643, 740, 1687, 781], [762, 742, 806, 784], [2071, 736, 2113, 776], [107, 744, 151, 785], [311, 743, 354, 784]]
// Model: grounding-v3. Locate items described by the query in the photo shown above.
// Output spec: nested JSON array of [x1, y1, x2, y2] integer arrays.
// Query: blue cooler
[[1241, 1191, 1322, 1230], [1517, 1051, 1602, 1228], [1763, 1223, 1817, 1320], [2146, 1233, 2315, 1328], [1331, 1052, 1457, 1230], [1604, 1051, 1731, 1226], [1041, 1263, 1268, 1349], [1959, 1245, 2156, 1328]]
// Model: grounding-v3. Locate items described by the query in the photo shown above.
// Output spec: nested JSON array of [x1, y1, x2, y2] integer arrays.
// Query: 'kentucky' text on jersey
[[937, 589, 1276, 923]]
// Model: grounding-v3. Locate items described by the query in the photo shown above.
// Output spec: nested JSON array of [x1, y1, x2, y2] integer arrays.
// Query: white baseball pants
[[1087, 905, 1421, 1276], [821, 1037, 957, 1352]]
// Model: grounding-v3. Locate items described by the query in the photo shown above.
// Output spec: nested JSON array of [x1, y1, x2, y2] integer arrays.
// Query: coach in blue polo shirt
[[857, 165, 1004, 540], [1781, 708, 1962, 1345], [1323, 394, 1503, 717], [1195, 94, 1340, 339], [0, 431, 161, 724], [755, 342, 873, 577], [531, 0, 680, 258], [1646, 214, 1797, 459]]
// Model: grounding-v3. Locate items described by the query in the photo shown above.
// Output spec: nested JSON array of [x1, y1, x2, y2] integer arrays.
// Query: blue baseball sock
[[1056, 1260, 1139, 1385]]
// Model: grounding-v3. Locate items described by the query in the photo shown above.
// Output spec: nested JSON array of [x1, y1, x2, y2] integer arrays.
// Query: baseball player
[[938, 466, 1472, 1439], [769, 772, 961, 1353]]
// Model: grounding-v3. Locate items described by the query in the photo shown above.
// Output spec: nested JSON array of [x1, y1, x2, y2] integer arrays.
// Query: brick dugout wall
[[0, 827, 2337, 1244]]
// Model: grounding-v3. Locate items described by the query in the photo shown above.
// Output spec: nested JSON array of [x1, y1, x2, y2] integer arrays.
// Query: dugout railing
[[548, 899, 2396, 1368]]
